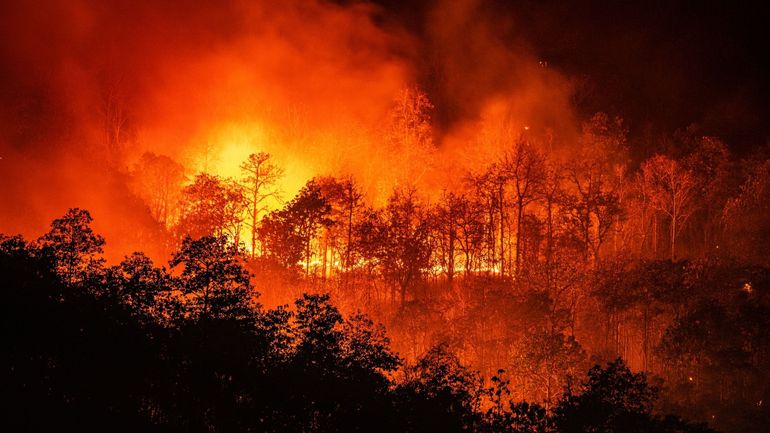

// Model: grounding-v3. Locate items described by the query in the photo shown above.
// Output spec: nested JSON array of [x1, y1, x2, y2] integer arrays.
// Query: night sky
[[372, 0, 770, 152]]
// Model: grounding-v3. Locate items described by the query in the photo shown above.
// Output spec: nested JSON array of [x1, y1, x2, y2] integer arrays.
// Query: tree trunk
[[515, 198, 524, 278], [251, 169, 260, 259], [321, 233, 328, 285], [498, 186, 505, 276], [488, 203, 496, 274], [447, 222, 455, 286]]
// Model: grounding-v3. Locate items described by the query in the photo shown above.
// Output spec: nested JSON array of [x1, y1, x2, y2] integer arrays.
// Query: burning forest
[[2, 1, 770, 432]]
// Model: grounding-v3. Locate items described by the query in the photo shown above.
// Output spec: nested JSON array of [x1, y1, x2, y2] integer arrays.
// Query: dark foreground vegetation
[[1, 209, 723, 433]]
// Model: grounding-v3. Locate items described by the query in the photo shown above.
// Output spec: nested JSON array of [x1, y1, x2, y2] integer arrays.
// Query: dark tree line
[[2, 208, 720, 433]]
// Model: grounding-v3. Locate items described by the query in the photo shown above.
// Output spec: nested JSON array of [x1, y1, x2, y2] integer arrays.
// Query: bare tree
[[684, 136, 731, 254], [641, 155, 697, 261], [564, 160, 621, 265], [377, 187, 431, 306], [465, 171, 500, 274], [430, 190, 463, 285], [453, 192, 486, 276], [130, 152, 185, 227], [99, 74, 132, 166], [240, 152, 284, 258], [315, 176, 364, 284], [501, 140, 546, 277]]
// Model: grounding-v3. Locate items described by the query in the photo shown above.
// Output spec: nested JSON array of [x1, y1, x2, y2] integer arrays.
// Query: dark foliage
[[1, 210, 719, 433]]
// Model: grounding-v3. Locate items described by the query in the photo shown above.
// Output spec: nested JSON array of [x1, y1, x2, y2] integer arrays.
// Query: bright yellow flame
[[206, 122, 269, 179], [185, 121, 322, 251], [199, 121, 314, 203]]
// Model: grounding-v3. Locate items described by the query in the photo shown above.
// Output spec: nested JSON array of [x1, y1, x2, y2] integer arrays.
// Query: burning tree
[[452, 192, 487, 277], [257, 208, 305, 269], [684, 136, 732, 254]]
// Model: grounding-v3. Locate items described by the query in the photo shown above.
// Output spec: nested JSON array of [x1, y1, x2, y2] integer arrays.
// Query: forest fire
[[2, 1, 770, 433]]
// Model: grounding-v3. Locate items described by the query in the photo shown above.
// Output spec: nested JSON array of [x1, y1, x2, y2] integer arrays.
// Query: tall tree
[[257, 208, 305, 269], [290, 180, 334, 277], [466, 171, 500, 274], [453, 192, 486, 276], [684, 136, 731, 254], [501, 140, 546, 276], [539, 165, 564, 282], [99, 73, 133, 166], [259, 179, 333, 277], [563, 160, 622, 265], [486, 164, 510, 277], [315, 176, 364, 282], [641, 155, 697, 261], [377, 187, 431, 306], [430, 191, 463, 285], [512, 330, 586, 410], [240, 152, 284, 258], [562, 114, 628, 264], [723, 156, 770, 265]]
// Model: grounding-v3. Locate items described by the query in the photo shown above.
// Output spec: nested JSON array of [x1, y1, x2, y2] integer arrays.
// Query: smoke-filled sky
[[1, 0, 768, 259], [377, 0, 770, 148]]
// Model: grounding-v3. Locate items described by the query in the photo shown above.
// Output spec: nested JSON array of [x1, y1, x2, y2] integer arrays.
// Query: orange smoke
[[0, 0, 577, 261]]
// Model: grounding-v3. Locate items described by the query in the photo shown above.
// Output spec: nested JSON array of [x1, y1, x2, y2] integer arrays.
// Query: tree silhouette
[[130, 152, 185, 227], [430, 191, 466, 285], [400, 343, 483, 433], [4, 202, 739, 433], [314, 176, 365, 284], [38, 208, 105, 286], [170, 235, 253, 321], [501, 139, 546, 277], [240, 152, 284, 258], [177, 173, 246, 243], [481, 371, 549, 433], [553, 358, 658, 433], [377, 187, 431, 306], [261, 179, 334, 276], [108, 252, 176, 322], [258, 206, 305, 269]]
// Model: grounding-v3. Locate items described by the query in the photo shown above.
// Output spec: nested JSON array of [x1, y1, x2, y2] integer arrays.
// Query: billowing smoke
[[0, 0, 576, 260]]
